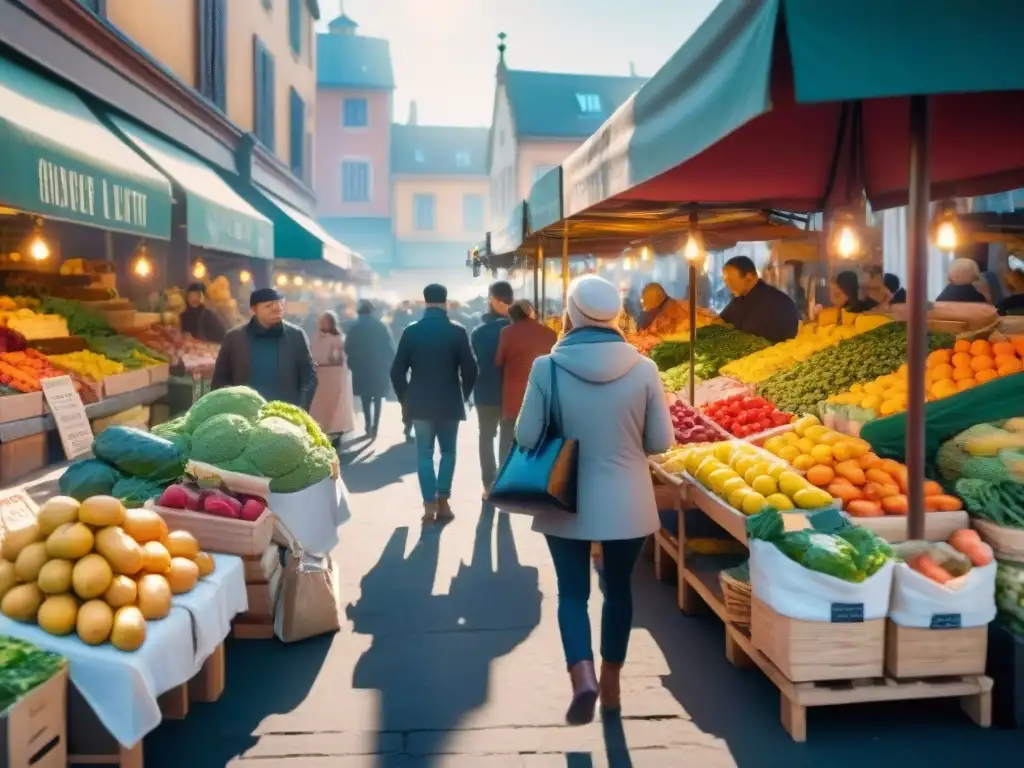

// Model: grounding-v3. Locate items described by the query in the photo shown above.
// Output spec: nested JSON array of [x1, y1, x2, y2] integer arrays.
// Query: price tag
[[929, 613, 963, 630], [41, 376, 93, 459], [830, 602, 865, 623]]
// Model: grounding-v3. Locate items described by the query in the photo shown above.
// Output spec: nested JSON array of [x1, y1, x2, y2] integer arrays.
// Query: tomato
[[771, 411, 790, 426], [758, 419, 772, 432]]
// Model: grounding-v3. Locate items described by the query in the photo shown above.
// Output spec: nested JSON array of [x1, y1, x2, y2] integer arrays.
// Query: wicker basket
[[720, 569, 752, 629]]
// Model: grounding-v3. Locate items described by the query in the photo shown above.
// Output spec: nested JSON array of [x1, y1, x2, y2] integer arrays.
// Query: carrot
[[924, 494, 962, 512], [949, 529, 981, 549], [828, 482, 864, 504], [879, 458, 904, 477], [858, 452, 882, 470], [881, 494, 909, 515], [846, 499, 884, 517], [865, 468, 894, 486], [910, 554, 952, 584], [923, 480, 944, 497], [890, 465, 909, 492], [834, 460, 866, 486]]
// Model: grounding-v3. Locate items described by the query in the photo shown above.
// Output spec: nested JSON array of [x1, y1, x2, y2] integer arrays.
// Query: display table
[[0, 554, 246, 749], [650, 466, 993, 742]]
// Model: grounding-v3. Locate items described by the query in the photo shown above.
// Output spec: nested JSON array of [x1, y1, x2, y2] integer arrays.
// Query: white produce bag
[[889, 543, 997, 629], [750, 539, 895, 623], [269, 475, 351, 556]]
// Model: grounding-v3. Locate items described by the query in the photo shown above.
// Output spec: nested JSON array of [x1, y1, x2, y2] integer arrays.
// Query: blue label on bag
[[830, 603, 864, 623], [929, 613, 962, 629]]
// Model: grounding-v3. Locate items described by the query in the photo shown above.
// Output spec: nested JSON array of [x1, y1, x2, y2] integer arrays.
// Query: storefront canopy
[[259, 192, 366, 272], [563, 0, 1024, 218], [489, 201, 527, 257], [110, 116, 273, 259], [0, 56, 171, 237]]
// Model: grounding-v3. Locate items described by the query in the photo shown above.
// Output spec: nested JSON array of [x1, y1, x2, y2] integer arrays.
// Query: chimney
[[629, 61, 637, 77], [408, 100, 418, 126]]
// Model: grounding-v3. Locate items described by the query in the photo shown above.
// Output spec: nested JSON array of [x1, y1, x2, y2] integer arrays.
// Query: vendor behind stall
[[638, 283, 687, 334], [179, 283, 226, 343], [719, 256, 800, 343], [831, 271, 879, 313]]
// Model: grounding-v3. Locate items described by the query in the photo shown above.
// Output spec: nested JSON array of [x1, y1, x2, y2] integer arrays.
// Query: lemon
[[818, 431, 843, 446], [796, 437, 816, 455], [751, 475, 777, 496], [792, 454, 816, 471], [728, 486, 752, 509], [804, 425, 829, 442], [778, 445, 801, 463], [782, 432, 801, 446], [778, 471, 807, 497], [765, 493, 794, 510], [846, 439, 870, 458], [768, 463, 789, 480], [709, 468, 739, 496], [743, 466, 761, 486], [734, 442, 757, 455], [810, 444, 834, 464], [733, 456, 756, 476], [763, 436, 785, 455], [722, 477, 747, 497], [685, 450, 709, 475], [792, 487, 832, 510], [741, 492, 767, 515], [793, 414, 821, 436], [695, 457, 723, 484]]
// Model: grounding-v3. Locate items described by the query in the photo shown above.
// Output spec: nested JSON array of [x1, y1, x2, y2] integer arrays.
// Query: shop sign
[[41, 375, 93, 460], [36, 158, 150, 230]]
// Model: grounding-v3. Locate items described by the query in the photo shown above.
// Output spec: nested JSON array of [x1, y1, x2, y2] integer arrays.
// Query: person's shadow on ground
[[349, 505, 541, 765], [338, 440, 416, 492]]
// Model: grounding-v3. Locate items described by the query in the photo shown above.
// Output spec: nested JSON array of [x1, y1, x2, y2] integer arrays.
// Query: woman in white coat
[[515, 275, 673, 725], [309, 310, 355, 444]]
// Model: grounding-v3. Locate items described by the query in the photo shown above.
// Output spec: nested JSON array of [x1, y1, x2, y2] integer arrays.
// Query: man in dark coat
[[391, 284, 478, 523], [470, 280, 512, 494], [211, 287, 317, 409], [179, 282, 226, 343], [719, 255, 800, 343], [344, 300, 395, 438]]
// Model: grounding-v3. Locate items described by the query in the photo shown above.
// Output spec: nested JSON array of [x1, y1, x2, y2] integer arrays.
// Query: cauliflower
[[244, 417, 310, 477], [269, 447, 334, 493], [190, 413, 253, 465], [184, 386, 265, 433]]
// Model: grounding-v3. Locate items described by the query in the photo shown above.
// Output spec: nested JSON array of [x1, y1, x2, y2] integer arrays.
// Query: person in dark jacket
[[719, 255, 800, 342], [344, 300, 395, 438], [391, 284, 478, 524], [830, 271, 879, 313], [179, 283, 226, 343], [884, 273, 906, 304], [211, 287, 317, 410], [470, 281, 513, 493], [936, 258, 990, 304]]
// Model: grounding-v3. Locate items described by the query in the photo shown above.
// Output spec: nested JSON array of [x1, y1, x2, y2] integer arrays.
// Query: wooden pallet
[[232, 546, 282, 640]]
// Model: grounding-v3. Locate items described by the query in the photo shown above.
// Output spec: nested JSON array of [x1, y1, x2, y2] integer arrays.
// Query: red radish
[[157, 485, 191, 510], [240, 499, 266, 522]]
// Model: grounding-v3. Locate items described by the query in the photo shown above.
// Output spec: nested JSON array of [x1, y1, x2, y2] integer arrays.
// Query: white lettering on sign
[[37, 159, 148, 228], [41, 376, 93, 460]]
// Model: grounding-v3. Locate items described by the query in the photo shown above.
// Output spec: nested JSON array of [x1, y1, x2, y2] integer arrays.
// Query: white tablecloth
[[0, 553, 247, 747], [270, 475, 351, 555]]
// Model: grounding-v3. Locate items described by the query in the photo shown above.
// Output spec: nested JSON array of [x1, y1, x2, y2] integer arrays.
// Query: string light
[[238, 270, 252, 284], [131, 244, 153, 279], [275, 274, 289, 287], [293, 275, 305, 287], [191, 260, 208, 279]]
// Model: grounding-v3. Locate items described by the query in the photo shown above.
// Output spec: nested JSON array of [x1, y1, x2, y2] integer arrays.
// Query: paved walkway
[[142, 403, 1021, 767]]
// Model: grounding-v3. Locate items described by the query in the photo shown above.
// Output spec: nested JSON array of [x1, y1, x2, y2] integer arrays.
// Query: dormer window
[[414, 149, 425, 163], [455, 151, 471, 168], [576, 93, 602, 113]]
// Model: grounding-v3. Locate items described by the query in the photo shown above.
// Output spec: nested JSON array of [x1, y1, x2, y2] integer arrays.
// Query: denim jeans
[[545, 535, 646, 668], [476, 405, 515, 488], [412, 420, 460, 503]]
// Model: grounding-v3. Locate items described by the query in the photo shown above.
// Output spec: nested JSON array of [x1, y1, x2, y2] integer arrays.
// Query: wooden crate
[[971, 518, 1024, 563], [0, 433, 47, 485], [853, 511, 970, 544], [67, 684, 143, 768], [244, 545, 282, 583], [148, 364, 170, 385], [232, 616, 276, 640], [0, 667, 66, 768], [144, 502, 274, 557], [751, 598, 884, 682], [0, 391, 44, 423], [245, 568, 283, 619], [103, 369, 151, 397], [885, 619, 988, 678]]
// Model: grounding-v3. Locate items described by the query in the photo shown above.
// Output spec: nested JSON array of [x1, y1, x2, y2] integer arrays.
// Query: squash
[[110, 606, 146, 652], [46, 522, 94, 560], [0, 502, 40, 561], [78, 495, 126, 528], [72, 554, 113, 600], [37, 594, 79, 636], [194, 552, 215, 577], [0, 559, 15, 602], [140, 541, 171, 575], [165, 531, 199, 560], [1, 583, 44, 622], [37, 496, 80, 536], [103, 575, 137, 608], [94, 527, 143, 575], [14, 541, 50, 583], [37, 559, 75, 595], [136, 574, 172, 619], [166, 557, 199, 594], [122, 508, 168, 544], [76, 599, 114, 645]]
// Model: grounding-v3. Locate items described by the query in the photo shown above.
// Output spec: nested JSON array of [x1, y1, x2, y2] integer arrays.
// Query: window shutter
[[211, 0, 226, 110], [289, 0, 301, 55], [253, 37, 265, 142], [289, 88, 304, 177], [264, 52, 276, 149]]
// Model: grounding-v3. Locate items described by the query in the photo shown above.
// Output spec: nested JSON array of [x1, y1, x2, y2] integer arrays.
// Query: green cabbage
[[244, 417, 310, 477], [191, 413, 253, 465], [269, 447, 334, 493], [184, 386, 265, 433]]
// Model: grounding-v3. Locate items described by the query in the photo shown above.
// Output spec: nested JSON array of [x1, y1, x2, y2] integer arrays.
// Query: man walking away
[[391, 284, 478, 524], [495, 298, 557, 437], [470, 281, 513, 494], [212, 287, 317, 409], [344, 300, 395, 438]]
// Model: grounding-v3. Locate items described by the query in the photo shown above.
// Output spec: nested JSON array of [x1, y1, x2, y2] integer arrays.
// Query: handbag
[[487, 358, 578, 515]]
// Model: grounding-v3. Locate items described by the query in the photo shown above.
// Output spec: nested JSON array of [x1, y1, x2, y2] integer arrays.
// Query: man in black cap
[[391, 283, 478, 523], [212, 287, 318, 410], [179, 282, 226, 343]]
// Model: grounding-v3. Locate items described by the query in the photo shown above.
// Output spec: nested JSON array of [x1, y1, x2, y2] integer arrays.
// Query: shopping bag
[[889, 541, 997, 629], [487, 359, 578, 516], [273, 524, 340, 642]]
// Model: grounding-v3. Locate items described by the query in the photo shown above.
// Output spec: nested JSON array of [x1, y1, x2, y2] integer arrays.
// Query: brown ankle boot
[[565, 660, 598, 725], [436, 496, 454, 522], [421, 502, 437, 524], [599, 661, 622, 713]]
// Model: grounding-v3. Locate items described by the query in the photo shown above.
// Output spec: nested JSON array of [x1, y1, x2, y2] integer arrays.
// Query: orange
[[954, 339, 971, 353], [956, 378, 977, 392], [998, 359, 1023, 376], [992, 342, 1015, 356], [952, 366, 975, 381], [927, 349, 952, 368], [994, 353, 1019, 369], [970, 355, 995, 372], [930, 379, 957, 398], [930, 363, 954, 380], [970, 339, 991, 356], [976, 368, 999, 384], [951, 352, 972, 369]]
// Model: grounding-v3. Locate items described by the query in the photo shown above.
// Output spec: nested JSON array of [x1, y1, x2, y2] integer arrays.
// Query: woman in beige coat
[[309, 311, 355, 442]]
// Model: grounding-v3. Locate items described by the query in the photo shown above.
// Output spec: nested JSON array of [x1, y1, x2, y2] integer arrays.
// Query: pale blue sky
[[317, 0, 721, 126]]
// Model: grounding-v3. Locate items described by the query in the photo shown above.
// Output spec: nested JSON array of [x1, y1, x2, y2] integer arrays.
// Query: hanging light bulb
[[191, 260, 208, 279], [683, 223, 706, 265], [829, 211, 863, 259], [293, 275, 305, 287], [623, 256, 633, 271], [131, 243, 153, 279], [27, 220, 49, 261], [641, 246, 650, 262], [238, 270, 252, 284], [313, 278, 324, 288], [275, 274, 289, 287], [930, 201, 962, 252]]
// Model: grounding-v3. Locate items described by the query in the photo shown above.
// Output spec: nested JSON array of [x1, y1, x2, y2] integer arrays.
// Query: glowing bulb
[[623, 257, 633, 271], [641, 247, 650, 262], [683, 232, 705, 264], [192, 260, 207, 279], [133, 255, 153, 278], [238, 270, 252, 284], [29, 236, 49, 261], [313, 279, 323, 287], [294, 275, 305, 287], [275, 274, 289, 287], [835, 226, 859, 258], [935, 221, 959, 251]]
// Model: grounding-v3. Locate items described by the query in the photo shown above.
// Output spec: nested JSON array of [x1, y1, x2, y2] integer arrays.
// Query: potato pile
[[0, 495, 215, 652]]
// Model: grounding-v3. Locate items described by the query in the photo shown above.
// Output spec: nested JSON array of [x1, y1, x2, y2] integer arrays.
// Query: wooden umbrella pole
[[905, 94, 930, 541], [688, 263, 698, 405], [562, 231, 570, 308], [540, 248, 547, 321], [534, 242, 542, 311]]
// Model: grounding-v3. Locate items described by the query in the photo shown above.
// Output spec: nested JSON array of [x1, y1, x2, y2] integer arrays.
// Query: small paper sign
[[41, 376, 93, 459], [830, 602, 865, 623], [929, 613, 963, 630]]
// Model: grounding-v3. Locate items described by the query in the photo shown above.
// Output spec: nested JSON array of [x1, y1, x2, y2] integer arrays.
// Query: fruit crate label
[[929, 613, 963, 630], [42, 375, 93, 459], [830, 602, 865, 623]]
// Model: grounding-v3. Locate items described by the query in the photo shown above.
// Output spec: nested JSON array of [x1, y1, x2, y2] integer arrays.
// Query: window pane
[[342, 161, 370, 202], [288, 0, 301, 54], [533, 164, 556, 182], [343, 98, 367, 128], [463, 194, 484, 232], [455, 152, 471, 168], [413, 194, 436, 230]]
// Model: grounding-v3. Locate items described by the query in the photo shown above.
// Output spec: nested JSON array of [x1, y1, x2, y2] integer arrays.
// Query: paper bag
[[273, 548, 341, 643]]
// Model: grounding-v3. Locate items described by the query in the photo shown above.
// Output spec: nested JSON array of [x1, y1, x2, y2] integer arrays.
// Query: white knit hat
[[566, 274, 622, 330]]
